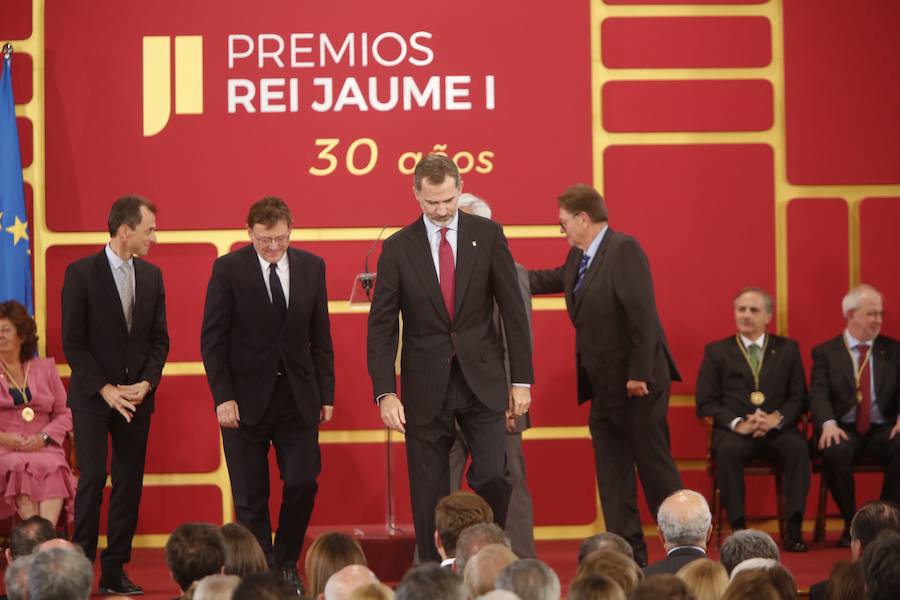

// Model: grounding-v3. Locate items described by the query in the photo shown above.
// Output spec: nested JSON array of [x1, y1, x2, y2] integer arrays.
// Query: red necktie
[[857, 344, 871, 435], [439, 227, 455, 320]]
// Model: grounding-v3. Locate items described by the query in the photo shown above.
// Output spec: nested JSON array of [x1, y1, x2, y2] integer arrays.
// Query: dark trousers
[[405, 361, 511, 563], [820, 422, 900, 523], [221, 375, 321, 568], [449, 420, 536, 558], [72, 408, 152, 574], [714, 427, 810, 526], [588, 386, 683, 567]]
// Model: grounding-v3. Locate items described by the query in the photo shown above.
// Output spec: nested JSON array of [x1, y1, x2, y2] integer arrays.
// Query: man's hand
[[735, 418, 756, 436], [0, 432, 26, 450], [752, 410, 782, 437], [890, 419, 900, 440], [216, 400, 241, 429], [18, 434, 45, 453], [819, 421, 849, 449], [505, 411, 517, 433], [320, 405, 334, 423], [100, 384, 137, 423], [626, 380, 649, 397], [117, 381, 151, 405], [509, 387, 531, 417], [379, 394, 406, 433]]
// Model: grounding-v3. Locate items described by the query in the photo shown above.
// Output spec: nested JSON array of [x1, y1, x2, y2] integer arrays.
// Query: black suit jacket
[[530, 228, 679, 405], [367, 212, 534, 426], [810, 334, 900, 427], [61, 249, 169, 415], [643, 546, 706, 576], [201, 245, 335, 427], [696, 334, 807, 430]]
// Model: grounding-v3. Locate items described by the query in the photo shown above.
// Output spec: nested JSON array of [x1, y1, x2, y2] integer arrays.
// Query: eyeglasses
[[559, 211, 583, 230], [252, 233, 291, 246]]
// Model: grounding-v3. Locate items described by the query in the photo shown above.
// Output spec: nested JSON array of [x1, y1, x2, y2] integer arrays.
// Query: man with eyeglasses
[[529, 183, 681, 566], [201, 197, 335, 593]]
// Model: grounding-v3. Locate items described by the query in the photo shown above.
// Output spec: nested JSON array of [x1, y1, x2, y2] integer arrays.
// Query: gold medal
[[21, 406, 35, 422], [856, 389, 863, 403], [750, 391, 766, 406]]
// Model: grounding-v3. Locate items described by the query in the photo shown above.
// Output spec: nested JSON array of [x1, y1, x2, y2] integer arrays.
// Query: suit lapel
[[95, 251, 129, 334], [833, 336, 857, 395], [131, 259, 152, 338], [243, 245, 281, 329], [874, 337, 889, 405], [453, 213, 476, 318], [758, 334, 781, 389], [409, 218, 451, 325], [563, 249, 579, 320], [572, 229, 611, 316]]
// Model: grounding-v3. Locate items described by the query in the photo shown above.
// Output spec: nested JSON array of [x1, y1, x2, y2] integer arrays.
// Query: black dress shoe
[[99, 570, 144, 596], [836, 528, 852, 548], [281, 566, 305, 596], [784, 537, 809, 553]]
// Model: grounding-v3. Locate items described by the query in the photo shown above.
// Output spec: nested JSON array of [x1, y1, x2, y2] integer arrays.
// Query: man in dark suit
[[529, 184, 681, 566], [201, 197, 334, 592], [811, 284, 900, 547], [644, 490, 711, 576], [696, 287, 810, 552], [62, 195, 169, 595], [367, 155, 534, 563]]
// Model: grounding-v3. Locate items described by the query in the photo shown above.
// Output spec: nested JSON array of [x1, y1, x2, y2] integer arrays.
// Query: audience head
[[631, 574, 696, 600], [675, 558, 728, 600], [7, 514, 56, 561], [861, 529, 900, 600], [733, 287, 773, 339], [395, 563, 466, 600], [842, 284, 883, 342], [567, 573, 626, 600], [456, 523, 510, 572], [728, 561, 795, 600], [434, 491, 494, 560], [721, 571, 780, 600], [4, 554, 35, 600], [657, 490, 713, 550], [36, 538, 78, 553], [27, 547, 93, 600], [578, 532, 634, 564], [574, 548, 643, 597], [719, 529, 780, 575], [348, 581, 396, 600], [164, 522, 227, 592], [304, 531, 367, 598], [194, 574, 242, 600], [220, 521, 268, 577], [325, 565, 379, 600], [457, 193, 493, 219], [823, 560, 864, 600], [849, 500, 900, 561], [495, 558, 560, 600], [478, 591, 521, 600], [464, 544, 519, 598], [233, 571, 298, 600]]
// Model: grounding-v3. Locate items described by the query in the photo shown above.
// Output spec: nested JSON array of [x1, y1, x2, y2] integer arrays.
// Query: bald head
[[464, 543, 518, 598], [324, 565, 379, 600], [657, 490, 712, 550], [36, 538, 79, 553]]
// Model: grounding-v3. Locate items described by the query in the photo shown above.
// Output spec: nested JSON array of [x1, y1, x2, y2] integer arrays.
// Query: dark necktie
[[857, 344, 871, 435], [574, 253, 591, 293], [439, 227, 455, 320], [269, 262, 287, 322]]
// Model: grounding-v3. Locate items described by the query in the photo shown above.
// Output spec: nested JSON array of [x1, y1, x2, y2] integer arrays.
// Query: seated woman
[[0, 300, 75, 524]]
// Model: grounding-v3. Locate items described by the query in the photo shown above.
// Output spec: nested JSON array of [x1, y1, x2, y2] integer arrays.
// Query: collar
[[667, 545, 706, 556], [105, 243, 133, 270], [845, 329, 876, 349], [739, 333, 766, 348], [423, 211, 459, 238], [582, 224, 608, 260], [440, 557, 455, 568], [257, 249, 289, 273]]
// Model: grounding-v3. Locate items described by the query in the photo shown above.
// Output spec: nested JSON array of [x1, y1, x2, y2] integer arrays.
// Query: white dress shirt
[[257, 251, 290, 307], [105, 244, 135, 300], [422, 212, 458, 282]]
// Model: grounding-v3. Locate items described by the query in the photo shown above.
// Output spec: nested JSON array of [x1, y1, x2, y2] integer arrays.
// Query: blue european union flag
[[0, 47, 33, 313]]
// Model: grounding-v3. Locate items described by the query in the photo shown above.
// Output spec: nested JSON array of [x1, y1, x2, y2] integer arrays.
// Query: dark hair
[[164, 522, 226, 591], [578, 532, 635, 564], [567, 572, 626, 600], [220, 522, 268, 577], [303, 531, 366, 597], [233, 571, 297, 600], [862, 529, 900, 600], [396, 564, 466, 600], [850, 500, 900, 548], [759, 564, 797, 600], [631, 574, 696, 600], [435, 491, 494, 558], [734, 286, 774, 315], [8, 516, 56, 560], [247, 196, 292, 229], [413, 154, 460, 191], [107, 195, 156, 236], [824, 560, 864, 600], [721, 571, 780, 600], [558, 184, 608, 223], [0, 300, 38, 362]]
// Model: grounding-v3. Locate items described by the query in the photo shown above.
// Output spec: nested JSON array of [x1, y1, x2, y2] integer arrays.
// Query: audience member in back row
[[304, 531, 368, 598], [463, 543, 517, 598], [164, 522, 226, 598], [861, 529, 900, 600], [220, 521, 269, 578], [495, 558, 561, 600], [631, 573, 695, 600], [434, 490, 494, 570], [455, 522, 510, 573], [719, 529, 780, 576], [644, 489, 712, 576], [395, 564, 466, 600], [675, 558, 728, 600], [573, 548, 643, 598], [578, 531, 635, 564]]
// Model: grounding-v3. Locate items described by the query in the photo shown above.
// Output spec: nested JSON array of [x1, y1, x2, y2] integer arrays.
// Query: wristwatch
[[41, 433, 50, 446]]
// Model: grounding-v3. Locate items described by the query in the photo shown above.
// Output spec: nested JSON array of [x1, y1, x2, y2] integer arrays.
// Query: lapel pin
[[472, 241, 477, 247]]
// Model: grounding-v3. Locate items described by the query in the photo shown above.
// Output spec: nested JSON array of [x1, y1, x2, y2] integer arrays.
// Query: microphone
[[360, 226, 387, 300]]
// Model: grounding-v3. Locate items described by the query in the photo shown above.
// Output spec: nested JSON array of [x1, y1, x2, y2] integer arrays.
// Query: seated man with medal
[[696, 287, 810, 552], [0, 300, 75, 525], [811, 284, 900, 548]]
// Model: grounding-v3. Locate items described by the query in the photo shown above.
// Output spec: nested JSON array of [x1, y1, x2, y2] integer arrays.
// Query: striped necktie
[[574, 253, 591, 293]]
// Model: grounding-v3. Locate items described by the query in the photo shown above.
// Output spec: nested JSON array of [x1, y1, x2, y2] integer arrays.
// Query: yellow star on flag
[[5, 215, 29, 246]]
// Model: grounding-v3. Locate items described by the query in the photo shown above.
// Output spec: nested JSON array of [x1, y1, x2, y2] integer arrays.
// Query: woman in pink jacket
[[0, 300, 75, 524]]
